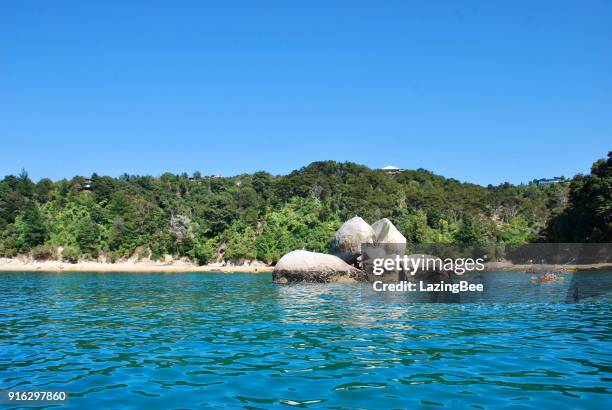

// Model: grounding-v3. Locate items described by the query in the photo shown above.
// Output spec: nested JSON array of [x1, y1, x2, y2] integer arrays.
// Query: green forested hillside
[[544, 152, 612, 242], [0, 153, 609, 264]]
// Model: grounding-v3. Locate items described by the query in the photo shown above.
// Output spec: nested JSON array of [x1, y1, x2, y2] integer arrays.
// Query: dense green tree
[[15, 202, 48, 252], [74, 216, 101, 257], [224, 223, 258, 261], [0, 155, 608, 263], [254, 197, 341, 263], [545, 152, 612, 242], [455, 216, 482, 244], [190, 238, 216, 265], [499, 217, 532, 244], [252, 171, 274, 199], [35, 179, 54, 203]]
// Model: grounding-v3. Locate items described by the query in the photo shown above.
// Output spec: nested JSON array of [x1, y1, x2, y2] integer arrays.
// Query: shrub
[[191, 240, 216, 266], [74, 216, 100, 258], [62, 246, 80, 264], [31, 244, 57, 261], [106, 251, 119, 263]]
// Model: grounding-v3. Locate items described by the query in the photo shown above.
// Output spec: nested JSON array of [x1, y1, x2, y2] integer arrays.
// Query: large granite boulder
[[371, 218, 407, 255], [332, 216, 376, 264], [273, 250, 366, 283], [372, 218, 406, 244]]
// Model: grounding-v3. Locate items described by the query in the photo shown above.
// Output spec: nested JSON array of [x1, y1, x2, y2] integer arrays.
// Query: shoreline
[[0, 259, 610, 274], [0, 258, 273, 273], [484, 261, 612, 272]]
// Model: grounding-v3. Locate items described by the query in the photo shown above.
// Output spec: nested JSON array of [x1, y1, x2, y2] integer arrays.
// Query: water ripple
[[0, 271, 610, 409]]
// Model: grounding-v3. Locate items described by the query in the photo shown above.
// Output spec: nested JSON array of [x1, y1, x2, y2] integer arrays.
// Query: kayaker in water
[[541, 272, 558, 283]]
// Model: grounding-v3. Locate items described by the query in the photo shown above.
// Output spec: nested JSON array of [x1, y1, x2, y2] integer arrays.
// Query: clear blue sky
[[1, 1, 610, 185]]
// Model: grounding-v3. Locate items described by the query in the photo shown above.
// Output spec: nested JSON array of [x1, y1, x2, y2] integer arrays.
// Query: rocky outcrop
[[371, 218, 406, 256], [273, 250, 366, 283], [272, 217, 414, 284], [332, 216, 376, 264], [372, 218, 406, 244]]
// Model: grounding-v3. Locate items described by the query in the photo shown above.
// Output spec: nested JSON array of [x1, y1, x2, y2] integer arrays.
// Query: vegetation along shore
[[0, 152, 610, 268], [0, 257, 272, 273], [2, 257, 609, 274]]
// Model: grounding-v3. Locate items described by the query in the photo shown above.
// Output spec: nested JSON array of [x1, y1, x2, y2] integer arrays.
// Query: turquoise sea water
[[0, 271, 610, 409]]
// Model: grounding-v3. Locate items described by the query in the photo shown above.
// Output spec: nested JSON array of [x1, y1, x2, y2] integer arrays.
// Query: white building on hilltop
[[380, 165, 402, 174]]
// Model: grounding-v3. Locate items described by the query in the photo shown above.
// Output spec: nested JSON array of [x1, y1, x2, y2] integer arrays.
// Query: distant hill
[[0, 152, 609, 264]]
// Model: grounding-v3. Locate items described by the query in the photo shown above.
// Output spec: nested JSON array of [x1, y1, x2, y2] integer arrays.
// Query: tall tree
[[15, 202, 47, 251], [545, 152, 612, 242]]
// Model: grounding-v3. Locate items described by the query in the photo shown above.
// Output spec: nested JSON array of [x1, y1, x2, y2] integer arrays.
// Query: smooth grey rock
[[371, 217, 407, 258], [372, 218, 406, 244], [273, 250, 366, 283], [332, 216, 376, 264]]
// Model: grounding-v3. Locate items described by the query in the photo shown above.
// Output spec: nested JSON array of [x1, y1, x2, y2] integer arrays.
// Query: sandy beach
[[1, 257, 610, 274], [0, 258, 273, 273]]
